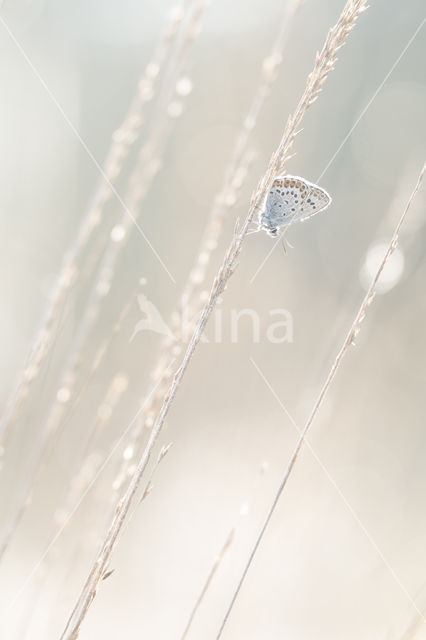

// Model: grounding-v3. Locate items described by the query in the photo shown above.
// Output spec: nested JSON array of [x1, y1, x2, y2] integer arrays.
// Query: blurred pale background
[[0, 0, 426, 638]]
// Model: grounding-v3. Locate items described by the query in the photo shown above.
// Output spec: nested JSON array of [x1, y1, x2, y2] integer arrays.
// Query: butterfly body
[[259, 175, 331, 237]]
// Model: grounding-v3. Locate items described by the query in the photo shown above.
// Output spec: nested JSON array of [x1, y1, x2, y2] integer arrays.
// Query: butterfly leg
[[246, 225, 260, 236], [246, 215, 262, 236]]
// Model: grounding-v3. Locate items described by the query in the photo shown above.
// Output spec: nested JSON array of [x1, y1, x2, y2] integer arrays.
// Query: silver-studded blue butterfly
[[259, 175, 332, 237]]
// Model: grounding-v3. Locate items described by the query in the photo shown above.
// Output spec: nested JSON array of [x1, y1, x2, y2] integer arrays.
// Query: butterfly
[[258, 175, 332, 237]]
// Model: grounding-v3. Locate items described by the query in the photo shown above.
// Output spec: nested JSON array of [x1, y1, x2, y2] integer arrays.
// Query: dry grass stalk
[[94, 0, 304, 619], [216, 162, 426, 638], [107, 0, 304, 512], [179, 0, 305, 320], [84, 0, 304, 594], [0, 299, 133, 560], [14, 374, 129, 639], [180, 462, 268, 639], [0, 0, 209, 562], [181, 529, 235, 640], [8, 363, 174, 624], [7, 292, 146, 624], [0, 0, 195, 454], [60, 2, 369, 637], [0, 304, 133, 561]]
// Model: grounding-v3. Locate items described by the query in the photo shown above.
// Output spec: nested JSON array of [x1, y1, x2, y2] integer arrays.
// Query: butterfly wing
[[295, 180, 332, 223], [262, 177, 307, 232], [261, 175, 332, 234]]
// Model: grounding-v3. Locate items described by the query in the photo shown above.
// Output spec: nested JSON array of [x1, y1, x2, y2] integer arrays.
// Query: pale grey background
[[0, 0, 425, 638]]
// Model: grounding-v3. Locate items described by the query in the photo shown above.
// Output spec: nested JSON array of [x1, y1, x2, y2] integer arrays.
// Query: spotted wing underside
[[261, 175, 331, 234]]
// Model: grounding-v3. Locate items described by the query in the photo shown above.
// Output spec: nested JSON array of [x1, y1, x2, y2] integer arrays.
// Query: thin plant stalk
[[0, 0, 195, 453], [10, 296, 137, 624], [108, 0, 304, 504], [15, 374, 128, 640], [0, 300, 133, 560], [7, 361, 175, 620], [95, 0, 303, 595], [60, 2, 370, 637], [216, 163, 426, 639], [40, 441, 173, 638], [0, 0, 209, 561], [180, 0, 305, 318], [180, 463, 268, 639], [181, 529, 235, 640]]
